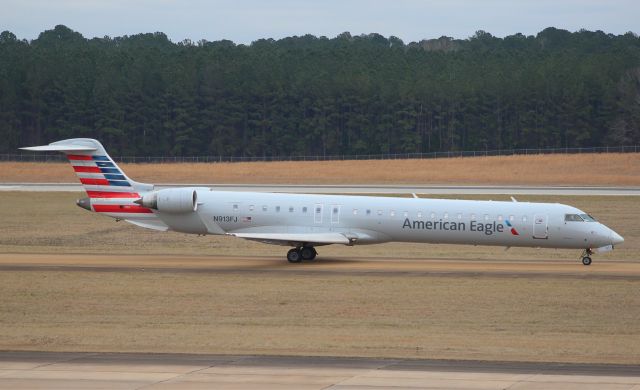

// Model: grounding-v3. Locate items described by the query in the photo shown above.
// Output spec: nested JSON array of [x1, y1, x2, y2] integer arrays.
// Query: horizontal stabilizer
[[229, 232, 350, 245], [20, 144, 97, 152]]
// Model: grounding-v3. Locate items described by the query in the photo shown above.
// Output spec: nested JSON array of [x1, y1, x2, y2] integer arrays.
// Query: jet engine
[[137, 188, 198, 213]]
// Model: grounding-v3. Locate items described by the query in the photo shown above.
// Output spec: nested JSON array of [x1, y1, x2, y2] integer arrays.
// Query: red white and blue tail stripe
[[21, 139, 163, 225], [66, 153, 146, 202]]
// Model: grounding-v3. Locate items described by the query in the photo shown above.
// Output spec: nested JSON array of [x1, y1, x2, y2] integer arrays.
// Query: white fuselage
[[144, 190, 620, 250]]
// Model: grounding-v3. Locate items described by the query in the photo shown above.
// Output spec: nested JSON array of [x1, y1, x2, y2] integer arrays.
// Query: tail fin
[[21, 138, 168, 231], [21, 138, 154, 197]]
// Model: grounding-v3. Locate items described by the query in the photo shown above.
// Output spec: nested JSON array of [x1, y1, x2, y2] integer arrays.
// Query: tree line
[[0, 25, 639, 156]]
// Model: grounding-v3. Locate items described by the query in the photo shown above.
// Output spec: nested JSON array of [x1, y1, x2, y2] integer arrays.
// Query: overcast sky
[[3, 0, 638, 44]]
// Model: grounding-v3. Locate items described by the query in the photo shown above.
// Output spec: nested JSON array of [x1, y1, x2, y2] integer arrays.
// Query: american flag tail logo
[[21, 138, 155, 215]]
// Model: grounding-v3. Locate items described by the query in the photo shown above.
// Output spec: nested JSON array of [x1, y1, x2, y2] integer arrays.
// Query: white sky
[[2, 0, 638, 43]]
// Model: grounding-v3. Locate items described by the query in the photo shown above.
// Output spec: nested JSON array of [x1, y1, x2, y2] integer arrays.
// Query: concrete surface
[[0, 352, 638, 389], [1, 183, 640, 195]]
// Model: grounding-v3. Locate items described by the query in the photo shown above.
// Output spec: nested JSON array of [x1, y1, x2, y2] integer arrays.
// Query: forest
[[0, 25, 639, 156]]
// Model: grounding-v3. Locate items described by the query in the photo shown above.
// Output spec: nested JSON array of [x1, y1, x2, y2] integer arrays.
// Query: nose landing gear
[[579, 248, 594, 266], [287, 246, 317, 263]]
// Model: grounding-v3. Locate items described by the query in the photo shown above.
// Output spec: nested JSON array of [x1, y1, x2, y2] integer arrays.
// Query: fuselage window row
[[239, 204, 532, 227]]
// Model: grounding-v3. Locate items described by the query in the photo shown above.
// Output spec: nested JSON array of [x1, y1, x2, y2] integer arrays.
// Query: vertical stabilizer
[[21, 138, 153, 197], [20, 139, 165, 225]]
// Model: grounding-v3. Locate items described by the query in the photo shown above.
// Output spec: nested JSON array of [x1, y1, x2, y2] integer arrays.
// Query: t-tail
[[20, 138, 167, 230]]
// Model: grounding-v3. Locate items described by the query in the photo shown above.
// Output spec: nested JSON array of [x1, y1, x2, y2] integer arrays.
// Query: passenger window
[[484, 214, 489, 221], [403, 211, 408, 217], [471, 213, 476, 220], [390, 210, 395, 217], [276, 206, 280, 213], [497, 215, 503, 221], [233, 204, 239, 212], [417, 211, 422, 218], [377, 210, 383, 216], [457, 213, 462, 220], [333, 207, 339, 214], [316, 206, 321, 213], [443, 212, 448, 219], [288, 206, 293, 213], [249, 205, 254, 211], [509, 215, 514, 221], [262, 205, 267, 212], [366, 209, 371, 215], [353, 209, 358, 215], [522, 215, 527, 222], [430, 212, 435, 219]]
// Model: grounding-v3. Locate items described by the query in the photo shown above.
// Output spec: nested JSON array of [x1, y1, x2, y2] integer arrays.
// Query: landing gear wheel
[[300, 246, 317, 261], [287, 248, 302, 263], [582, 256, 592, 266]]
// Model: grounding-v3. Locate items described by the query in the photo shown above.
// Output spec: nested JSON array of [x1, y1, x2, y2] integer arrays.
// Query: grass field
[[0, 192, 638, 364], [1, 270, 639, 364], [2, 153, 640, 185]]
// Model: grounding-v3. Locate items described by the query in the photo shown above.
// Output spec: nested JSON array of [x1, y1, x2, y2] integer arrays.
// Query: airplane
[[21, 138, 624, 266]]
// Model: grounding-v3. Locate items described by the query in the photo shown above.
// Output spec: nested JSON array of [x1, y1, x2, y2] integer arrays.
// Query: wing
[[125, 218, 169, 231], [228, 232, 351, 246]]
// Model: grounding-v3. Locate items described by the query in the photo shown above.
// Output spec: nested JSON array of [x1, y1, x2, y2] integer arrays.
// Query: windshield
[[580, 214, 597, 222], [565, 214, 584, 222]]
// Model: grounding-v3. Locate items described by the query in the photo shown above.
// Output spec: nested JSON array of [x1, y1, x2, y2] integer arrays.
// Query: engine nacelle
[[138, 188, 198, 213]]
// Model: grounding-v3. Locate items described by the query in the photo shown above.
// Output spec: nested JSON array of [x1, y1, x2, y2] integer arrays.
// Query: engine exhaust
[[76, 197, 91, 211]]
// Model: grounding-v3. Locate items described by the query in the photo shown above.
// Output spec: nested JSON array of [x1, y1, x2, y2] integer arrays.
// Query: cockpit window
[[580, 214, 597, 222], [565, 214, 584, 222]]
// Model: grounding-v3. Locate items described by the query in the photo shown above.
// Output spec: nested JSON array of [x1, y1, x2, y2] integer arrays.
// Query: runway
[[0, 351, 638, 389], [1, 183, 639, 195], [0, 253, 638, 280]]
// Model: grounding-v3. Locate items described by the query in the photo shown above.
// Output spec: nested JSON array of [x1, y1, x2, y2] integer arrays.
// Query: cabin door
[[533, 214, 548, 239]]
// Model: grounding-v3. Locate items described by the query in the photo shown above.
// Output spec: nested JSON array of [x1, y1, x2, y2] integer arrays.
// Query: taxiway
[[0, 253, 638, 279], [0, 351, 638, 389]]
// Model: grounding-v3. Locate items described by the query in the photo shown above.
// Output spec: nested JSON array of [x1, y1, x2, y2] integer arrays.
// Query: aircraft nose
[[610, 230, 624, 245]]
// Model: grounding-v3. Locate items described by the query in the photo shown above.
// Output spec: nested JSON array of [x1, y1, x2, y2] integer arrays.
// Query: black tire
[[300, 247, 316, 261], [287, 248, 302, 263], [582, 256, 592, 266]]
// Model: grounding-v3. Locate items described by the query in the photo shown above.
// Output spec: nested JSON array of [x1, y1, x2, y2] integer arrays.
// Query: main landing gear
[[580, 248, 594, 266], [287, 246, 317, 263]]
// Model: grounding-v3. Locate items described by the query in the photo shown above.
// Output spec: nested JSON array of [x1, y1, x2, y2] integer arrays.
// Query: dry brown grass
[[0, 270, 638, 364], [2, 153, 639, 185]]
